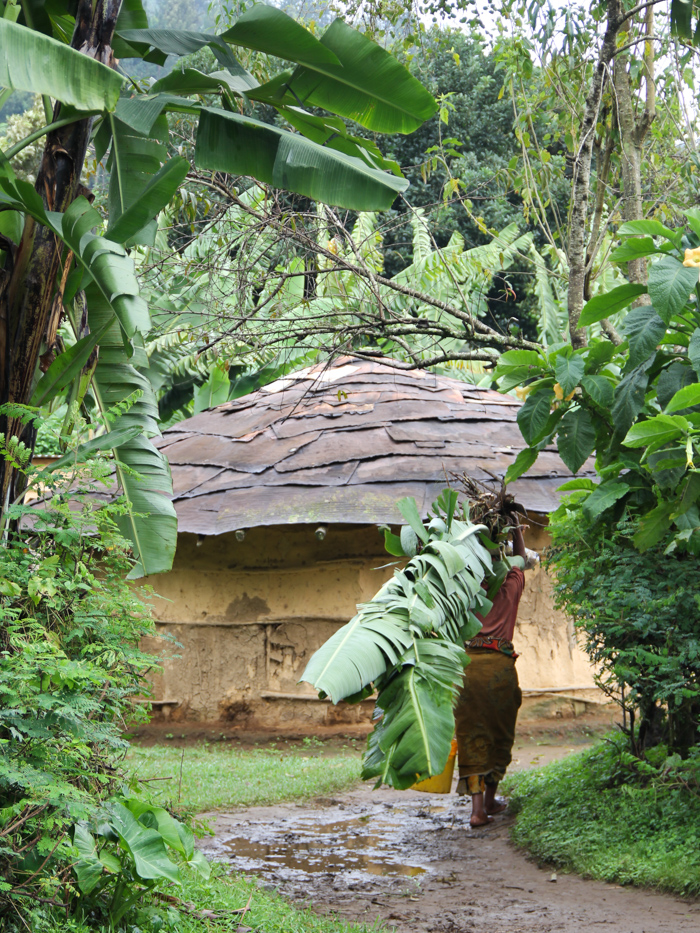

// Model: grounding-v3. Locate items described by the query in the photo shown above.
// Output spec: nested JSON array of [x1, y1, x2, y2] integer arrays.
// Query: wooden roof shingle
[[159, 356, 594, 532]]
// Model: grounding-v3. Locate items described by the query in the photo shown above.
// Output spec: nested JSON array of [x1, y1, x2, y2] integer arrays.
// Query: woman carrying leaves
[[454, 524, 527, 827]]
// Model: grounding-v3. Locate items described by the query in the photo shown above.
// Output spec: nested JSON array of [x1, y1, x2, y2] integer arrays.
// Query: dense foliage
[[506, 736, 700, 896], [548, 510, 700, 756], [0, 431, 211, 928]]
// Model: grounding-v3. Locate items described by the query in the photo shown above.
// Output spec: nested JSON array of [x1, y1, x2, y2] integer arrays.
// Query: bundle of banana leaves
[[301, 488, 504, 789]]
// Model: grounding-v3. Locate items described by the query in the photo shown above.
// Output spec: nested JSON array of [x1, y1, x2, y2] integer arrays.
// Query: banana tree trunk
[[0, 0, 123, 514]]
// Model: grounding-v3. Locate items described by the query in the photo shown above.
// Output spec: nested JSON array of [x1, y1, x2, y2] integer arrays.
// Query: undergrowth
[[504, 735, 700, 896]]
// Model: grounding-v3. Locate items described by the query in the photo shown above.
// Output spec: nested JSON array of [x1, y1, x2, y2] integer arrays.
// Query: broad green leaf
[[685, 208, 700, 240], [633, 501, 676, 551], [194, 107, 407, 211], [116, 27, 235, 68], [610, 236, 659, 263], [400, 525, 420, 558], [221, 4, 340, 67], [382, 527, 406, 557], [665, 383, 700, 414], [187, 849, 211, 879], [618, 219, 682, 246], [427, 540, 466, 577], [0, 20, 123, 111], [554, 353, 585, 395], [620, 305, 666, 368], [671, 0, 694, 40], [193, 365, 230, 414], [557, 407, 596, 473], [516, 388, 552, 445], [657, 362, 697, 411], [504, 446, 538, 485], [558, 478, 596, 491], [584, 340, 617, 373], [30, 320, 110, 407], [581, 481, 630, 521], [150, 67, 258, 97], [648, 255, 699, 324], [677, 470, 700, 515], [689, 327, 700, 377], [397, 496, 429, 543], [581, 374, 614, 408], [623, 414, 689, 448], [611, 359, 654, 434], [106, 156, 189, 245], [494, 348, 543, 373], [108, 803, 180, 884], [578, 283, 647, 327], [72, 825, 103, 895], [361, 640, 464, 788], [282, 19, 437, 135]]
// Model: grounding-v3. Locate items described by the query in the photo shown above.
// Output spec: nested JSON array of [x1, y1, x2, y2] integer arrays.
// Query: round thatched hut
[[144, 356, 599, 728]]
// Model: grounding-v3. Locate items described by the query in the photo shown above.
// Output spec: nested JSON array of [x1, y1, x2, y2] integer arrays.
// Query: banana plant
[[0, 0, 435, 574], [302, 489, 499, 789]]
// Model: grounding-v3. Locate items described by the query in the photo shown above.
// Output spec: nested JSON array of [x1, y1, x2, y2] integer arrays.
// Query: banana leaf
[[301, 494, 497, 787]]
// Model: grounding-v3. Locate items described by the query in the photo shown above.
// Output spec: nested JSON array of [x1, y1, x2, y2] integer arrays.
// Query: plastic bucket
[[411, 738, 458, 794]]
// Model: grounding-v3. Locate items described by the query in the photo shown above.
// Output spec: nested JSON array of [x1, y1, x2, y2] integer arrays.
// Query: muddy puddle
[[201, 781, 700, 933], [202, 793, 448, 896]]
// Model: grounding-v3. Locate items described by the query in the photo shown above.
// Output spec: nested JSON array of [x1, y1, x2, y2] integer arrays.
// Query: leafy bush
[[547, 507, 700, 756], [0, 439, 198, 928], [505, 736, 700, 896]]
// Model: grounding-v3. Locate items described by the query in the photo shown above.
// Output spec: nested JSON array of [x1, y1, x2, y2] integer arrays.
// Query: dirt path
[[201, 759, 700, 933]]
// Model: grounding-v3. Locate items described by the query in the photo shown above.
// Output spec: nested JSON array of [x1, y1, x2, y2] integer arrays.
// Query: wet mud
[[202, 783, 700, 933]]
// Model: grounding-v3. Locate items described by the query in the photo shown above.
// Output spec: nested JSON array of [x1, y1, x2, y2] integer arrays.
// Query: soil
[[197, 711, 700, 933]]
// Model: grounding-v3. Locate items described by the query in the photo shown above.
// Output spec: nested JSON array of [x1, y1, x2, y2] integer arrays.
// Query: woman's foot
[[470, 813, 494, 827]]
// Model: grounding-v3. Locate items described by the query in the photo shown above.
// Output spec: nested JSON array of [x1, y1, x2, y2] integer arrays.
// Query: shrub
[[547, 508, 700, 757], [0, 441, 187, 927]]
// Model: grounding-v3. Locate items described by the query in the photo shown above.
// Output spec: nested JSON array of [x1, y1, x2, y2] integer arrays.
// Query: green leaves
[[578, 283, 648, 327], [195, 107, 408, 211], [281, 19, 437, 135], [648, 256, 699, 324], [505, 446, 538, 485], [620, 306, 666, 368], [30, 321, 110, 407], [623, 415, 688, 449], [557, 407, 596, 473], [665, 383, 700, 414], [221, 4, 340, 67], [362, 641, 463, 789], [581, 481, 630, 521], [517, 388, 552, 444], [302, 496, 494, 785], [0, 19, 123, 111], [554, 353, 584, 395]]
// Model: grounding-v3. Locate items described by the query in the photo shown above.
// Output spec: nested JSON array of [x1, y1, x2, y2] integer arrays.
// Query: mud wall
[[144, 519, 597, 728]]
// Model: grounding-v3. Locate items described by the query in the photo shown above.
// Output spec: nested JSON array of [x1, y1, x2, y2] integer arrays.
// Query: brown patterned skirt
[[454, 648, 522, 784]]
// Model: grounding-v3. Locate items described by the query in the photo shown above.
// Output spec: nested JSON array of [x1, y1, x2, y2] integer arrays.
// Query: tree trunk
[[0, 1, 123, 513], [567, 0, 621, 348], [613, 7, 655, 295]]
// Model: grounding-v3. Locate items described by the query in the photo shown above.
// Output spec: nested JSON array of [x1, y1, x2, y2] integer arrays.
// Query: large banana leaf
[[0, 19, 123, 111], [0, 178, 175, 576], [282, 19, 436, 134], [195, 107, 407, 211], [301, 495, 494, 787], [362, 639, 466, 789], [103, 113, 188, 247], [220, 4, 340, 67]]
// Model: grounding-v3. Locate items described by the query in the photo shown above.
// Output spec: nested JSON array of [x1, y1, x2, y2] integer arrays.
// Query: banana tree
[[302, 489, 504, 788], [0, 0, 435, 574]]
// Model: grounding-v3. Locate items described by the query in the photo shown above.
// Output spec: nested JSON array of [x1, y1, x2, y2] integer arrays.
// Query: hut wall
[[144, 520, 597, 728]]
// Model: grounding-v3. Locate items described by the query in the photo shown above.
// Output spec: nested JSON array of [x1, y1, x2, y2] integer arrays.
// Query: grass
[[27, 862, 382, 933], [503, 736, 700, 897], [124, 739, 363, 812]]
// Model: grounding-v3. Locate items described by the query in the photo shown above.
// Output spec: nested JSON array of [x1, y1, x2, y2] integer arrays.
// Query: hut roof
[[156, 356, 593, 535]]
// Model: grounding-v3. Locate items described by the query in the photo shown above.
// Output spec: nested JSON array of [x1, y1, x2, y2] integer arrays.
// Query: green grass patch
[[504, 737, 700, 896], [124, 741, 363, 812]]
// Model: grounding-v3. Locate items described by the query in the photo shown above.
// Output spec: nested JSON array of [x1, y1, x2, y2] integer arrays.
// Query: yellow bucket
[[411, 738, 458, 794]]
